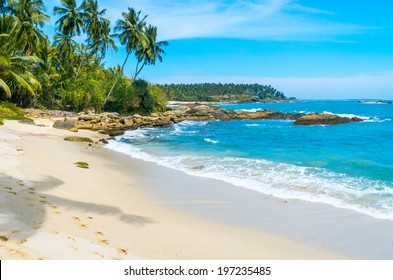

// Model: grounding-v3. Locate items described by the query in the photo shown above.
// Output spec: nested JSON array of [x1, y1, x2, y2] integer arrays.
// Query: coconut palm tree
[[54, 0, 84, 37], [133, 24, 167, 81], [53, 32, 76, 59], [103, 7, 148, 106], [90, 20, 117, 63], [0, 15, 42, 101], [75, 0, 110, 78], [8, 0, 49, 55]]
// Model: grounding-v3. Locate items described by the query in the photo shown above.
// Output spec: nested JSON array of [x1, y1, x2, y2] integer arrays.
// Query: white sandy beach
[[0, 118, 350, 260]]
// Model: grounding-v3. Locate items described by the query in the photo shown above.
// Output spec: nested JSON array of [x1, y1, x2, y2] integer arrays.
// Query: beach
[[0, 118, 351, 260]]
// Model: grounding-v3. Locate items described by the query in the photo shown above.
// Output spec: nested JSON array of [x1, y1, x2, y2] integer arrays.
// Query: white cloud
[[102, 0, 372, 41]]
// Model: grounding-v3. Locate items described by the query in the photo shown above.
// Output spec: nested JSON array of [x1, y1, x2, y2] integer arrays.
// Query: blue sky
[[44, 0, 393, 99]]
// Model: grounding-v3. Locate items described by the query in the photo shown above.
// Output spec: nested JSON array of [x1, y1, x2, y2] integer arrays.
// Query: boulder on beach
[[53, 119, 77, 129], [64, 136, 94, 143]]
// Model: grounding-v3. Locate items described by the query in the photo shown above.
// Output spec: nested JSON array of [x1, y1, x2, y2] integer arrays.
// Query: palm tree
[[1, 15, 42, 101], [103, 7, 148, 106], [81, 0, 108, 41], [53, 0, 84, 75], [54, 0, 84, 37], [53, 31, 76, 58], [8, 0, 49, 55], [89, 21, 117, 64], [75, 0, 110, 78], [133, 24, 167, 81]]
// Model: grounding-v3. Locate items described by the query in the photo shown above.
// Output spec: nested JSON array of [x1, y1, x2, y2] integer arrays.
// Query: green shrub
[[0, 101, 26, 120]]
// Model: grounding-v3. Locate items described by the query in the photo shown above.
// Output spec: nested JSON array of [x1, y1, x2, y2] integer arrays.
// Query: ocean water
[[106, 100, 393, 220]]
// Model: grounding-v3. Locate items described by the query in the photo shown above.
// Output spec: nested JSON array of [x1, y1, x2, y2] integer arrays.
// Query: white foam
[[105, 141, 393, 221], [237, 108, 261, 113], [204, 138, 219, 144], [321, 111, 391, 123]]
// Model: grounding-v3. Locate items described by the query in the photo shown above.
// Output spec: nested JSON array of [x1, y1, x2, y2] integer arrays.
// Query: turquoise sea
[[106, 100, 393, 220]]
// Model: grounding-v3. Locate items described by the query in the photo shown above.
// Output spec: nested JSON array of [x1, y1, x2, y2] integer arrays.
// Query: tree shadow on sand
[[0, 174, 153, 245]]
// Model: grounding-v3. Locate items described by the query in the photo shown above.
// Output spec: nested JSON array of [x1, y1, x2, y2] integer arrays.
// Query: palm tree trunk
[[103, 51, 131, 106], [75, 56, 85, 79], [130, 61, 146, 86]]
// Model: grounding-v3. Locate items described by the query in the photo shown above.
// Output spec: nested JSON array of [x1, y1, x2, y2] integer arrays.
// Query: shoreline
[[0, 119, 350, 259]]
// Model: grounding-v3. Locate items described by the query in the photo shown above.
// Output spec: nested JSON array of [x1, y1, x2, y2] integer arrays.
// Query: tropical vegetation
[[0, 0, 168, 114], [158, 83, 286, 102]]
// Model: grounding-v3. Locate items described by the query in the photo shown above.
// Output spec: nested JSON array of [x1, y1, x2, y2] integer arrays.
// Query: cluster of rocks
[[49, 104, 363, 136]]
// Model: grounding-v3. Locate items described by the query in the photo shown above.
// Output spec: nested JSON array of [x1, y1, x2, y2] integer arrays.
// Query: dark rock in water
[[100, 138, 109, 144], [294, 113, 362, 125], [106, 129, 124, 137], [64, 136, 94, 143], [351, 117, 364, 122]]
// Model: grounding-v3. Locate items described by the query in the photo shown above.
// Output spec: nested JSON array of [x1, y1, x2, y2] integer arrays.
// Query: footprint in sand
[[28, 187, 35, 191], [117, 248, 128, 255], [94, 231, 104, 236], [70, 245, 79, 251], [79, 224, 88, 229], [0, 235, 10, 242], [99, 239, 109, 245], [28, 191, 36, 195], [17, 180, 24, 186], [93, 251, 105, 259], [71, 216, 81, 222], [67, 236, 76, 242]]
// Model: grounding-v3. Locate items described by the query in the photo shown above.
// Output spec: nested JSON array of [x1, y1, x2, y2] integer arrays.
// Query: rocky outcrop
[[52, 104, 363, 137], [294, 113, 363, 125]]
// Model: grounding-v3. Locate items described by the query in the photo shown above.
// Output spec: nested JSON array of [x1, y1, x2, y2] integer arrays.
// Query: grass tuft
[[74, 162, 89, 169]]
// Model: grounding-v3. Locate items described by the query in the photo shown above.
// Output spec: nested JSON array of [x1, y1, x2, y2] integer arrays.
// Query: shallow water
[[106, 100, 393, 220]]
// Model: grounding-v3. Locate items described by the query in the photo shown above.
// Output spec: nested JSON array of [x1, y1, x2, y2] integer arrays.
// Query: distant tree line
[[0, 0, 167, 114], [158, 83, 286, 102]]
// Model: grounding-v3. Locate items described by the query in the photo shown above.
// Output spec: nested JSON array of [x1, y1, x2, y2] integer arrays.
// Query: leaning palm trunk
[[129, 60, 146, 85], [103, 51, 130, 106]]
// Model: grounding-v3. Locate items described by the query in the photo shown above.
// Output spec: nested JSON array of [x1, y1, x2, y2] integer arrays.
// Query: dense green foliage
[[0, 100, 27, 124], [158, 83, 286, 102], [0, 0, 167, 114]]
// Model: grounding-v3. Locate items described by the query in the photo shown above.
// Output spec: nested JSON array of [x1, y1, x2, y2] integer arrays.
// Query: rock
[[78, 114, 93, 121], [64, 136, 94, 143], [351, 117, 364, 122], [68, 127, 78, 133], [100, 138, 109, 144], [76, 122, 93, 129], [105, 129, 124, 137], [294, 113, 359, 125], [53, 119, 77, 129]]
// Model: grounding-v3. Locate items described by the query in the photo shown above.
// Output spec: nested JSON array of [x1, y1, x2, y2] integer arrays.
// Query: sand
[[0, 118, 348, 259]]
